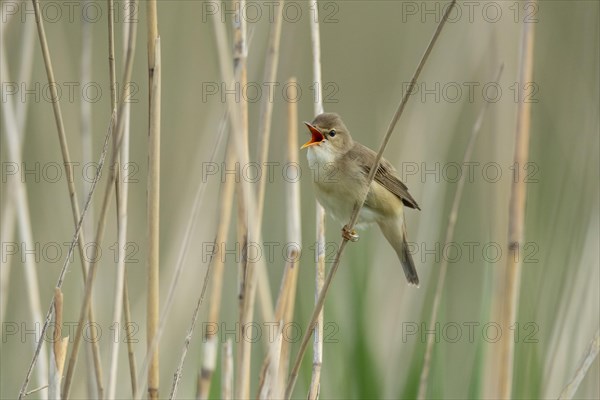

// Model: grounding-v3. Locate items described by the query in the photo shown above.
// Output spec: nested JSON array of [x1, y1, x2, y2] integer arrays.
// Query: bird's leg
[[342, 225, 359, 242]]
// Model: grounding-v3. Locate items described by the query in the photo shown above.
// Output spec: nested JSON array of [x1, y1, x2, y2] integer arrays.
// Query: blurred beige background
[[1, 1, 598, 399]]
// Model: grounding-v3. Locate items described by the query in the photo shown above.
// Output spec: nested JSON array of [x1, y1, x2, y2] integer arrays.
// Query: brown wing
[[351, 143, 421, 210]]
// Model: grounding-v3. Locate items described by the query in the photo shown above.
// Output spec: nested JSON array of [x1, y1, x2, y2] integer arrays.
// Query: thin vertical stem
[[308, 2, 325, 398], [106, 0, 133, 395], [120, 3, 139, 396], [279, 76, 302, 398], [255, 0, 284, 222], [105, 0, 119, 396], [211, 8, 267, 399], [231, 4, 254, 399], [146, 29, 162, 400], [123, 270, 138, 396], [499, 2, 536, 397], [197, 118, 236, 399]]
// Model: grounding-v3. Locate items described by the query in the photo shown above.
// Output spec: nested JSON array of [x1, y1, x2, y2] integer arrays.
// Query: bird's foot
[[342, 225, 359, 242]]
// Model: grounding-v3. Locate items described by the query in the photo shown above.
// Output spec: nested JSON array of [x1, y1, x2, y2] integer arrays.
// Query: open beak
[[301, 122, 325, 149]]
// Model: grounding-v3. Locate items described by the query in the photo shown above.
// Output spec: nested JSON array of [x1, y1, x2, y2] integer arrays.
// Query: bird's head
[[301, 113, 354, 156]]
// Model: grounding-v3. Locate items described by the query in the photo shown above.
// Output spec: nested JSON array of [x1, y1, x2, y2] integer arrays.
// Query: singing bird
[[302, 113, 421, 286]]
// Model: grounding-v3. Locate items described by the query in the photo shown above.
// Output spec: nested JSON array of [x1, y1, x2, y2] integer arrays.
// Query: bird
[[301, 112, 421, 286]]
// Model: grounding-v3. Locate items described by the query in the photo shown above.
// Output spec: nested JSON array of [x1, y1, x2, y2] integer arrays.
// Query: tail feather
[[377, 218, 419, 287], [399, 229, 419, 286]]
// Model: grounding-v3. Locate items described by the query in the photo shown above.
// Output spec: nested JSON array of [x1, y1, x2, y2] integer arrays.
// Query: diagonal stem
[[284, 1, 457, 397]]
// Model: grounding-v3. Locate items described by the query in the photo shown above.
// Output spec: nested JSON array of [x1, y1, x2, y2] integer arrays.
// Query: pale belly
[[307, 145, 402, 228], [314, 180, 398, 228]]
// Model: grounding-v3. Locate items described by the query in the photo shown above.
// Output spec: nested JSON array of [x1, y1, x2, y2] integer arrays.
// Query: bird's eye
[[328, 130, 336, 137]]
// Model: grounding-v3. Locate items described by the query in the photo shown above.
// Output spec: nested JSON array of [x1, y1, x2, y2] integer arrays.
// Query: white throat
[[306, 142, 336, 171]]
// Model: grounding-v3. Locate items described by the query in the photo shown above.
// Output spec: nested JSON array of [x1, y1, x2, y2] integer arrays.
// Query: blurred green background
[[1, 0, 598, 399]]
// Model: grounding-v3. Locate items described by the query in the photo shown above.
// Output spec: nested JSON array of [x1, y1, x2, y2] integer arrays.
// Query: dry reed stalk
[[211, 8, 272, 399], [256, 264, 296, 397], [256, 256, 300, 398], [255, 0, 284, 222], [231, 5, 255, 398], [119, 6, 138, 395], [147, 28, 162, 400], [258, 323, 284, 400], [277, 76, 303, 397], [417, 64, 504, 400], [498, 5, 536, 397], [257, 77, 302, 398], [285, 2, 457, 397], [31, 0, 97, 320], [107, 0, 117, 109], [197, 128, 237, 399], [205, 1, 275, 340], [105, 0, 120, 395], [123, 269, 138, 396], [250, 6, 287, 398], [558, 328, 600, 399], [229, 13, 250, 400], [48, 288, 68, 400], [222, 340, 234, 400], [252, 0, 283, 353], [308, 3, 325, 397], [107, 0, 134, 395], [146, 1, 161, 397], [19, 5, 138, 395], [117, 81, 133, 395], [61, 130, 118, 399], [132, 28, 271, 398]]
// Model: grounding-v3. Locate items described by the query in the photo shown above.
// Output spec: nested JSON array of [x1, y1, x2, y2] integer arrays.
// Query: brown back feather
[[349, 143, 421, 210]]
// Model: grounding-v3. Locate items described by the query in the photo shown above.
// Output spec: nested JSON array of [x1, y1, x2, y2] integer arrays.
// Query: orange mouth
[[301, 122, 325, 149]]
